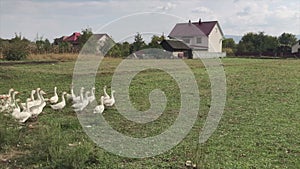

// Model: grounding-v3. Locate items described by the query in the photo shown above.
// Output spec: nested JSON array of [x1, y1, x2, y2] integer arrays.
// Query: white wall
[[292, 42, 300, 53], [208, 25, 223, 53], [172, 36, 208, 51], [170, 23, 224, 53]]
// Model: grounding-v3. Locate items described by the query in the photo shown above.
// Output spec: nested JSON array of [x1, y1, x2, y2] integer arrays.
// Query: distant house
[[54, 32, 81, 46], [160, 39, 192, 58], [92, 34, 114, 54], [53, 32, 113, 54], [168, 19, 226, 58], [292, 40, 300, 54]]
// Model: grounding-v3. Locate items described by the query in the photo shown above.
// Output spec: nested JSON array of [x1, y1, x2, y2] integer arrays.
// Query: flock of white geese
[[0, 85, 115, 123]]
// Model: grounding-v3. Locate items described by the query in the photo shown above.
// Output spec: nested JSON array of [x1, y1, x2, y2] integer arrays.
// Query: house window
[[196, 37, 202, 44], [182, 38, 190, 44]]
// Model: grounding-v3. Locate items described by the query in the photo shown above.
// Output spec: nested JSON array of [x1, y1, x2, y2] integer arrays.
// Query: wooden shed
[[160, 39, 193, 59]]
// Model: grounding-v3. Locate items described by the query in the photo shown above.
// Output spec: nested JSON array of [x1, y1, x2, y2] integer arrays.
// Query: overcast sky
[[0, 0, 299, 42]]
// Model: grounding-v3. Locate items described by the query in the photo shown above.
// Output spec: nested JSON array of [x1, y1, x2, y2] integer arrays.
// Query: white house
[[292, 40, 300, 54], [168, 19, 225, 58]]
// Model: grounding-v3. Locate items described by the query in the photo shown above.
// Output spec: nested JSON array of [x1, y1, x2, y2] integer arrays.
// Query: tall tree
[[222, 38, 236, 49], [77, 28, 93, 49], [36, 39, 45, 54], [222, 38, 236, 56], [107, 43, 122, 57], [263, 35, 278, 53], [44, 39, 51, 53], [237, 32, 257, 53], [148, 35, 165, 48], [131, 32, 146, 53], [278, 33, 297, 47], [121, 41, 130, 57], [237, 32, 279, 56]]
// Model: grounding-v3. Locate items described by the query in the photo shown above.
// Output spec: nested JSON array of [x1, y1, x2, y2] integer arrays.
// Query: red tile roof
[[64, 32, 81, 42]]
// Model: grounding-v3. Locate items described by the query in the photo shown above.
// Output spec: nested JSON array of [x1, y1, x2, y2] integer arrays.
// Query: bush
[[3, 34, 30, 61], [4, 43, 29, 60], [223, 48, 235, 56]]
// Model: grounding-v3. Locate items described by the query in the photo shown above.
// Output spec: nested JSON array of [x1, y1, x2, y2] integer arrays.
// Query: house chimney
[[188, 20, 191, 25], [199, 18, 202, 24]]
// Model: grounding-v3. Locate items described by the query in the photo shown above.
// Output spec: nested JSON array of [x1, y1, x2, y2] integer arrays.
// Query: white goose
[[9, 91, 20, 111], [93, 96, 105, 114], [21, 89, 37, 109], [72, 87, 84, 103], [0, 88, 14, 100], [72, 91, 90, 112], [0, 88, 14, 112], [103, 86, 110, 101], [34, 88, 41, 102], [103, 90, 115, 107], [66, 84, 76, 101], [30, 90, 47, 116], [50, 92, 67, 110], [30, 89, 36, 101], [88, 87, 96, 103], [12, 98, 32, 123], [49, 87, 58, 104], [12, 98, 21, 114]]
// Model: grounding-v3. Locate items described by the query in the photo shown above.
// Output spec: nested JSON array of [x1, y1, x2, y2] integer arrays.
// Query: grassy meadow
[[0, 56, 299, 168]]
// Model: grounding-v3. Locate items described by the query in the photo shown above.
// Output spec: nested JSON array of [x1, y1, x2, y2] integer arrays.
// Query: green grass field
[[0, 58, 299, 169]]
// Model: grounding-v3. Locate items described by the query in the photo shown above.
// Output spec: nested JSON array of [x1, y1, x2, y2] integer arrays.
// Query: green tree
[[131, 33, 146, 53], [78, 28, 93, 49], [120, 42, 130, 57], [278, 33, 297, 47], [36, 39, 45, 54], [237, 32, 257, 53], [0, 38, 10, 58], [222, 38, 236, 56], [59, 42, 71, 53], [263, 35, 278, 53], [44, 39, 51, 53], [222, 38, 236, 49], [256, 32, 265, 55], [107, 41, 131, 58], [148, 35, 165, 48], [237, 32, 278, 56], [107, 43, 122, 57]]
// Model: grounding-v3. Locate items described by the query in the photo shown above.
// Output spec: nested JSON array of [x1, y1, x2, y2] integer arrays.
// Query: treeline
[[223, 32, 299, 57], [1, 30, 298, 61], [0, 29, 94, 60], [0, 28, 165, 60], [107, 33, 165, 58]]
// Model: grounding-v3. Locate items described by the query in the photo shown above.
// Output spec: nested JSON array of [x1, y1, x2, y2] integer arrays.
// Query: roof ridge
[[175, 21, 218, 24]]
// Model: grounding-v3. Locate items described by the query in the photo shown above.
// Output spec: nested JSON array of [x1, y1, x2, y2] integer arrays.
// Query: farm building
[[160, 39, 192, 59], [292, 40, 300, 54], [54, 32, 81, 46], [53, 32, 113, 54], [168, 19, 226, 58]]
